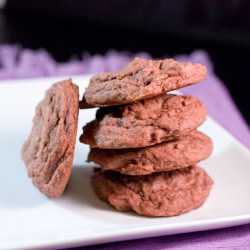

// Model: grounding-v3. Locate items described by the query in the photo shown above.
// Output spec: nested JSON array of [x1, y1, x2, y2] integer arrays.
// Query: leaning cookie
[[80, 57, 206, 108], [92, 166, 213, 217], [88, 131, 213, 175], [22, 79, 79, 198], [80, 94, 207, 149]]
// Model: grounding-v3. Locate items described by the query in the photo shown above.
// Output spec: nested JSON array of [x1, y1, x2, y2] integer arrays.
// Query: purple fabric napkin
[[1, 44, 249, 249], [73, 224, 250, 250]]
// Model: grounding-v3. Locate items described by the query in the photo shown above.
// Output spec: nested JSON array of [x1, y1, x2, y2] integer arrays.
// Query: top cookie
[[80, 57, 206, 108], [22, 79, 79, 198]]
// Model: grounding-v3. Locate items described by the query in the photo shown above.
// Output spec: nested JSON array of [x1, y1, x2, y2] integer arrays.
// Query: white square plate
[[0, 76, 249, 250]]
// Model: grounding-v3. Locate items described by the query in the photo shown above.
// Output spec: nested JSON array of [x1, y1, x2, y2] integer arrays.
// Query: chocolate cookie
[[80, 57, 206, 108], [88, 131, 213, 175], [92, 166, 213, 217], [80, 94, 207, 149], [22, 79, 79, 198]]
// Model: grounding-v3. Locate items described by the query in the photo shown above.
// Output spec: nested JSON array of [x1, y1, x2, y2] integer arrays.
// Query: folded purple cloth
[[0, 45, 249, 249], [0, 45, 151, 78], [175, 50, 250, 149], [73, 224, 250, 250]]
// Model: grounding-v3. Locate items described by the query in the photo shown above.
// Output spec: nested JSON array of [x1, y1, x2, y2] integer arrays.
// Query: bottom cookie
[[92, 166, 213, 217]]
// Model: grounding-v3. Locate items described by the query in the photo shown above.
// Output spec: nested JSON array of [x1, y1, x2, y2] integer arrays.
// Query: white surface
[[0, 75, 250, 250]]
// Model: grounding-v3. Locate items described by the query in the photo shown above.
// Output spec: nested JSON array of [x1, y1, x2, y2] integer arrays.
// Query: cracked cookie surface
[[80, 57, 206, 108], [22, 79, 79, 197], [92, 166, 213, 217], [80, 94, 207, 149], [88, 131, 213, 175]]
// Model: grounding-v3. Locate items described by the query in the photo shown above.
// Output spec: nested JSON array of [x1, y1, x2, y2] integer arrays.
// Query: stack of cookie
[[80, 57, 213, 217]]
